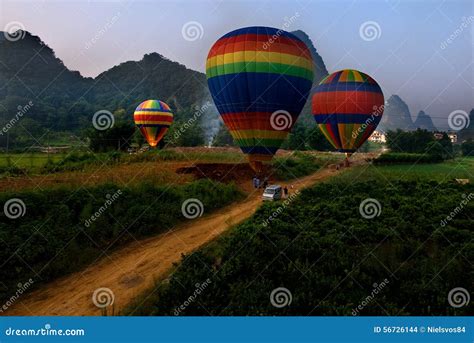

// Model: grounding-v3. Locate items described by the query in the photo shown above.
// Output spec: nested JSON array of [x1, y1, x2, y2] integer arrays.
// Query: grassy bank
[[0, 179, 243, 302], [126, 173, 473, 316]]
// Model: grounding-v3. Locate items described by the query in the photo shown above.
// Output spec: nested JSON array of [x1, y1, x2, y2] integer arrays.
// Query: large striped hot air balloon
[[206, 26, 314, 172], [134, 100, 173, 147], [312, 69, 384, 160]]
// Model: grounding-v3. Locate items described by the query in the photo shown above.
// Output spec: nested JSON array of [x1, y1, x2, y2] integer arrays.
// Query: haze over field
[[1, 0, 473, 130]]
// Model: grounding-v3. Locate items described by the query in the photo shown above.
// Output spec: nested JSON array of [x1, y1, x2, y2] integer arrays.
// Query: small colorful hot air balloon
[[312, 69, 384, 160], [134, 100, 173, 147], [206, 26, 314, 172]]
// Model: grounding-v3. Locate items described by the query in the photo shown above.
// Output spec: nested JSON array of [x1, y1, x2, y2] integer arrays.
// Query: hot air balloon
[[312, 69, 384, 163], [134, 100, 173, 147], [206, 26, 314, 172]]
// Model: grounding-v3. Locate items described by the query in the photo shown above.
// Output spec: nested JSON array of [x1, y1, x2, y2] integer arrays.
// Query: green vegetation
[[386, 129, 453, 158], [462, 140, 474, 157], [0, 180, 242, 302], [127, 162, 473, 316], [272, 152, 342, 180], [374, 152, 442, 164], [337, 157, 474, 183]]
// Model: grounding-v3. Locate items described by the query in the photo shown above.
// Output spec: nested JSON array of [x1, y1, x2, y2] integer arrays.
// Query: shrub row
[[0, 179, 242, 302]]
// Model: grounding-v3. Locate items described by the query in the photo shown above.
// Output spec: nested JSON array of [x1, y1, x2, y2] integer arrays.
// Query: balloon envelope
[[206, 26, 314, 171], [312, 69, 384, 156], [134, 100, 173, 147]]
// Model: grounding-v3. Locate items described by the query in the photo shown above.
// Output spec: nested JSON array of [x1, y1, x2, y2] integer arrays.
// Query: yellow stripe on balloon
[[134, 120, 172, 125], [229, 129, 289, 139], [206, 51, 312, 71], [134, 111, 173, 117]]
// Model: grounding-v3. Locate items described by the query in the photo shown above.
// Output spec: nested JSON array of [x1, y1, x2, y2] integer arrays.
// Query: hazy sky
[[1, 0, 473, 129]]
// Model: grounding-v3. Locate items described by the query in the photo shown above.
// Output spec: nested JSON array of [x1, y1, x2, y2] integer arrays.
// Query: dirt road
[[6, 157, 368, 316]]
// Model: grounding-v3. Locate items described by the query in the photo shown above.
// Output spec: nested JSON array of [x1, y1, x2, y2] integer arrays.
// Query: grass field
[[334, 157, 474, 183]]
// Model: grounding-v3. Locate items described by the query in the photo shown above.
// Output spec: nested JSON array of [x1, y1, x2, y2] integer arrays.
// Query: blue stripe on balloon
[[207, 73, 312, 114], [240, 146, 278, 155], [314, 82, 382, 93], [313, 113, 383, 124]]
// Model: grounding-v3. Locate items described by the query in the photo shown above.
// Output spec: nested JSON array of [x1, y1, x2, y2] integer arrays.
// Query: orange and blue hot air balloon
[[312, 69, 384, 158], [134, 100, 173, 147], [206, 26, 314, 172]]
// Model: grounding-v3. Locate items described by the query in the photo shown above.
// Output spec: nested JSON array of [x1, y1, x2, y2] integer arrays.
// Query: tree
[[461, 139, 474, 156], [212, 124, 235, 146], [87, 120, 135, 152]]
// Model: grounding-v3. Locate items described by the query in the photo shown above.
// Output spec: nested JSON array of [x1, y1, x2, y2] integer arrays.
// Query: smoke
[[200, 98, 221, 147]]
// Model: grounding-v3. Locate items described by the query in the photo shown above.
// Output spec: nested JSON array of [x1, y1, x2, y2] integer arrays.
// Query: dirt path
[[6, 156, 370, 316]]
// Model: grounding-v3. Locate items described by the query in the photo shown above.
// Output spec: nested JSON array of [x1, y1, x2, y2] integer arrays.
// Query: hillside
[[413, 110, 437, 131], [0, 31, 209, 147], [378, 95, 416, 132]]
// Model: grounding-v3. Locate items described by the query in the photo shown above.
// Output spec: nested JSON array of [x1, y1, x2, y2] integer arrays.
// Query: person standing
[[284, 186, 289, 198]]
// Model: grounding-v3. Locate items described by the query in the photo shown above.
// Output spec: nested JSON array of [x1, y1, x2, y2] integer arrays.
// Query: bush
[[130, 180, 473, 316], [0, 180, 242, 302], [272, 153, 320, 180], [374, 152, 442, 164]]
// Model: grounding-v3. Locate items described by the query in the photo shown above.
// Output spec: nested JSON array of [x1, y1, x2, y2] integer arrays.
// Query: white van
[[262, 185, 282, 201]]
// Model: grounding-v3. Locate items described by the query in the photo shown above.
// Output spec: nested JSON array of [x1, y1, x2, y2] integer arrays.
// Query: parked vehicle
[[262, 185, 282, 201]]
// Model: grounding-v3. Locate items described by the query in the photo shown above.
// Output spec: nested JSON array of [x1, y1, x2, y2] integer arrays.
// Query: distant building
[[368, 130, 386, 143], [433, 132, 458, 143]]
